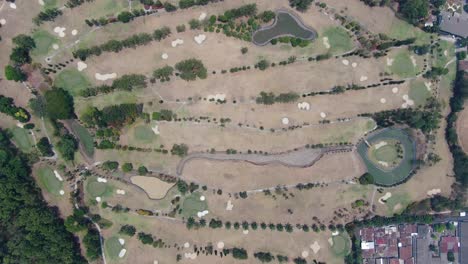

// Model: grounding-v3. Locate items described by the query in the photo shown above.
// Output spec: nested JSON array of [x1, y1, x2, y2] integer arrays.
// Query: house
[[399, 245, 413, 261], [440, 236, 459, 254], [439, 11, 468, 38], [459, 60, 468, 72]]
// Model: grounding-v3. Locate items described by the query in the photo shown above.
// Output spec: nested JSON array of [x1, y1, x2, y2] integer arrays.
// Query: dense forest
[[0, 129, 85, 263]]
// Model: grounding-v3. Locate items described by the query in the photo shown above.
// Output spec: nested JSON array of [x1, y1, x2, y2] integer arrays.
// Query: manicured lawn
[[105, 236, 124, 260], [86, 177, 113, 198], [372, 144, 398, 163], [10, 127, 34, 153], [322, 26, 353, 54], [31, 30, 59, 57], [133, 125, 157, 143], [37, 166, 63, 196], [387, 19, 431, 45], [432, 40, 455, 68], [385, 192, 411, 214], [90, 0, 130, 18], [390, 51, 418, 78], [409, 80, 431, 106], [43, 0, 58, 9], [181, 192, 208, 218], [71, 121, 95, 156], [331, 233, 350, 257], [54, 68, 91, 96]]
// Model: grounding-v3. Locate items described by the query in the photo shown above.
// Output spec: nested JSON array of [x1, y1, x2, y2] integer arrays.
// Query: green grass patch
[[37, 166, 63, 196], [10, 127, 34, 153], [89, 0, 129, 18], [432, 40, 455, 68], [54, 68, 91, 96], [390, 51, 418, 78], [409, 80, 431, 106], [31, 30, 59, 57], [43, 0, 58, 9], [105, 236, 124, 260], [133, 125, 157, 143], [86, 177, 113, 198], [385, 192, 411, 214], [388, 19, 431, 45], [372, 144, 398, 163], [331, 233, 351, 257], [70, 121, 95, 156], [181, 192, 207, 218], [322, 26, 353, 54]]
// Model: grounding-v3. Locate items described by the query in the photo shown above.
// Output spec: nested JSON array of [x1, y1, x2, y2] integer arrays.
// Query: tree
[[137, 232, 154, 244], [256, 59, 269, 70], [102, 161, 119, 171], [177, 180, 189, 194], [430, 0, 446, 8], [259, 11, 275, 23], [241, 47, 248, 54], [289, 0, 313, 11], [175, 58, 207, 81], [83, 229, 101, 260], [122, 163, 133, 172], [232, 248, 248, 259], [138, 165, 149, 175], [12, 34, 36, 50], [37, 137, 54, 156], [188, 18, 201, 29], [254, 252, 274, 262], [45, 88, 75, 120], [117, 11, 134, 23], [399, 0, 429, 24], [358, 173, 374, 185], [447, 251, 455, 262], [4, 65, 26, 82], [119, 225, 136, 236], [171, 143, 189, 156], [10, 47, 31, 65], [57, 134, 78, 161]]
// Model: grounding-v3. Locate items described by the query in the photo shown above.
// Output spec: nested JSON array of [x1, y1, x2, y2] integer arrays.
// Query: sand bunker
[[9, 3, 17, 9], [310, 241, 321, 254], [402, 94, 414, 107], [302, 251, 309, 258], [97, 177, 107, 183], [53, 27, 66, 38], [217, 241, 224, 249], [197, 210, 209, 218], [360, 76, 368, 82], [194, 34, 206, 44], [282, 117, 289, 125], [184, 242, 190, 248], [161, 53, 168, 60], [38, 0, 45, 5], [320, 112, 327, 118], [342, 59, 349, 66], [424, 82, 432, 91], [427, 188, 441, 196], [351, 62, 357, 68], [116, 189, 126, 195], [96, 197, 102, 202], [226, 200, 233, 211], [297, 102, 310, 110], [119, 238, 125, 245], [386, 57, 394, 66], [130, 176, 175, 199], [328, 238, 334, 246], [243, 230, 249, 235], [0, 19, 6, 25], [444, 50, 448, 56], [322, 37, 330, 49], [171, 39, 184, 47], [207, 94, 226, 101], [95, 73, 117, 81], [392, 87, 399, 94], [380, 98, 386, 104], [59, 190, 65, 195], [71, 29, 78, 36], [378, 161, 389, 167], [200, 195, 205, 201], [77, 61, 87, 71], [54, 170, 64, 181], [152, 125, 160, 135], [332, 231, 339, 236], [52, 44, 59, 50], [184, 253, 197, 260], [378, 192, 392, 204], [374, 141, 388, 150], [16, 123, 24, 128], [199, 12, 207, 20], [410, 55, 417, 67], [118, 249, 126, 258]]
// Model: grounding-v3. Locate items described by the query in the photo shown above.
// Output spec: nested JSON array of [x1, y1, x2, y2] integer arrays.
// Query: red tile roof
[[399, 245, 412, 260], [440, 236, 459, 253]]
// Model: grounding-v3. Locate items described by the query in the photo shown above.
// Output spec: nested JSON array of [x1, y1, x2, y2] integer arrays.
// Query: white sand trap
[[199, 12, 207, 21], [342, 59, 349, 66], [118, 249, 126, 258], [194, 34, 206, 44], [392, 87, 399, 94], [374, 141, 388, 150], [96, 197, 102, 202], [427, 188, 441, 196], [0, 19, 6, 25], [154, 261, 159, 264], [116, 189, 126, 195], [53, 27, 66, 38], [332, 231, 339, 236], [161, 53, 168, 60], [360, 76, 368, 82], [378, 161, 389, 167], [171, 39, 184, 47], [410, 55, 417, 67], [310, 241, 321, 254], [38, 0, 45, 5], [97, 177, 107, 183], [71, 29, 78, 36], [403, 94, 409, 100], [243, 230, 249, 235], [328, 238, 334, 246], [424, 82, 432, 91], [386, 57, 394, 66], [320, 112, 327, 118], [322, 37, 330, 49], [351, 62, 357, 68], [152, 125, 160, 135], [16, 123, 24, 128], [282, 117, 289, 125], [297, 102, 310, 110], [9, 3, 17, 9], [197, 210, 209, 218], [401, 103, 408, 109], [380, 98, 386, 104], [54, 170, 64, 181], [77, 61, 87, 71], [200, 195, 205, 201], [226, 200, 233, 211], [95, 73, 117, 81], [407, 99, 414, 106], [217, 241, 224, 249], [302, 251, 309, 258], [59, 190, 65, 195], [184, 242, 190, 248], [207, 93, 226, 101], [184, 253, 197, 260], [378, 192, 392, 204], [119, 238, 125, 245], [444, 50, 448, 56]]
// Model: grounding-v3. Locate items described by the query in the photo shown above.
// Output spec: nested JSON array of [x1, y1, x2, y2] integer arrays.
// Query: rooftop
[[439, 11, 468, 38]]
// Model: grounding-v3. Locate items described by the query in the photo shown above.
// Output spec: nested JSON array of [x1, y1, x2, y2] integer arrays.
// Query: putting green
[[181, 192, 208, 218], [331, 234, 350, 256], [357, 128, 416, 186], [37, 166, 63, 196], [322, 26, 353, 53], [133, 125, 157, 143], [387, 19, 431, 45], [432, 40, 455, 68], [105, 236, 124, 260], [86, 177, 113, 198], [70, 121, 95, 156], [409, 80, 431, 106], [54, 68, 91, 96], [390, 51, 418, 78], [43, 0, 58, 9], [373, 144, 398, 162], [10, 127, 34, 153], [32, 30, 59, 57]]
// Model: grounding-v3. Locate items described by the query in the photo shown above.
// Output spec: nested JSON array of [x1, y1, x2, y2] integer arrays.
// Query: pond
[[252, 10, 317, 46]]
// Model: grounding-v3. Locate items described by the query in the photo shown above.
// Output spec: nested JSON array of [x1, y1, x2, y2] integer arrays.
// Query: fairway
[[409, 80, 431, 106], [331, 234, 350, 257], [322, 26, 353, 53], [10, 127, 34, 153], [54, 68, 91, 96], [70, 121, 95, 156], [357, 128, 416, 186], [390, 51, 418, 78], [181, 192, 208, 218], [31, 30, 59, 57], [133, 125, 157, 143], [37, 166, 63, 196]]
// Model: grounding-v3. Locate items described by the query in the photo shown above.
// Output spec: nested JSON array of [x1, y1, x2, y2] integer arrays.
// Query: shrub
[[137, 232, 154, 244], [122, 163, 133, 172], [175, 58, 207, 81], [33, 8, 62, 25], [289, 0, 313, 11], [241, 47, 248, 54], [0, 95, 30, 122], [171, 144, 189, 156], [255, 59, 269, 70], [119, 225, 136, 236], [102, 161, 119, 171], [138, 166, 148, 175], [117, 11, 134, 23], [232, 248, 248, 259], [176, 24, 186, 32], [358, 173, 374, 185], [37, 137, 54, 157]]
